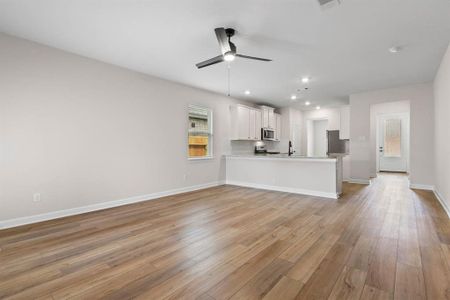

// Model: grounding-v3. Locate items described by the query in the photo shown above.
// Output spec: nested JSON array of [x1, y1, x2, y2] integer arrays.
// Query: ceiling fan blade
[[195, 55, 224, 69], [236, 54, 272, 62], [215, 27, 231, 55]]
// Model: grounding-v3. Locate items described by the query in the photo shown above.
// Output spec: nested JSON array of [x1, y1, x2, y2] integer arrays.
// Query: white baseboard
[[225, 180, 338, 199], [409, 183, 434, 191], [347, 178, 372, 185], [408, 182, 450, 219], [433, 189, 450, 219], [0, 181, 225, 230]]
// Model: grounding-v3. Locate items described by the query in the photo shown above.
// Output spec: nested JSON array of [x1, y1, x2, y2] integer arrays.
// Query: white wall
[[0, 33, 252, 222], [370, 100, 410, 177], [301, 107, 341, 155], [349, 83, 434, 185], [434, 44, 450, 211]]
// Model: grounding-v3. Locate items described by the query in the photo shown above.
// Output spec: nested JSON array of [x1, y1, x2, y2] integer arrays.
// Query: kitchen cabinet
[[275, 113, 281, 141], [249, 109, 256, 140], [262, 109, 269, 128], [255, 110, 262, 140], [230, 105, 279, 141], [339, 106, 350, 140], [230, 105, 262, 140], [237, 105, 250, 139], [261, 106, 275, 129], [268, 110, 275, 129]]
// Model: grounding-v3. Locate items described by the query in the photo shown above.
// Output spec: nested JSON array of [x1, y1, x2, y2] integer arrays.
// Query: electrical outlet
[[33, 193, 41, 202]]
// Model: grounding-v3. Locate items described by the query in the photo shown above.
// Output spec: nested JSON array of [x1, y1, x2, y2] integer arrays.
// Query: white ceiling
[[0, 0, 449, 109]]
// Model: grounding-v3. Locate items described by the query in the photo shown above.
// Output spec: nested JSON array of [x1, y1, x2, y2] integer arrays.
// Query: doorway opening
[[307, 119, 329, 157], [370, 100, 410, 176], [376, 112, 410, 173]]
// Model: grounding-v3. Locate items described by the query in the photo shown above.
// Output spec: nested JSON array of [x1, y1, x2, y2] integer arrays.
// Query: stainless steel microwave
[[261, 128, 275, 141]]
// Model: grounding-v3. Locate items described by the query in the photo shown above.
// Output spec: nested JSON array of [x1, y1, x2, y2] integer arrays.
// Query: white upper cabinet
[[249, 108, 256, 140], [255, 110, 262, 140], [230, 105, 262, 141], [231, 105, 280, 141], [275, 113, 281, 141], [237, 105, 250, 139], [339, 105, 350, 140], [262, 108, 269, 128], [261, 106, 275, 129], [268, 109, 275, 129]]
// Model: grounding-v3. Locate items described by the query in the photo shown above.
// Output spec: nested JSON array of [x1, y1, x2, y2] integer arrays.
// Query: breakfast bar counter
[[225, 154, 343, 199]]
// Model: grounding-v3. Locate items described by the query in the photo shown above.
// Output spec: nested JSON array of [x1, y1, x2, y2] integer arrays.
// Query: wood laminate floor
[[1, 173, 450, 299]]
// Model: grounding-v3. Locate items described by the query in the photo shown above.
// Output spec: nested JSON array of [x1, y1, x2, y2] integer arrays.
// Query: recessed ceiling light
[[305, 101, 311, 106], [244, 90, 251, 95], [316, 106, 321, 110], [291, 95, 297, 100], [301, 77, 310, 83], [389, 46, 402, 53]]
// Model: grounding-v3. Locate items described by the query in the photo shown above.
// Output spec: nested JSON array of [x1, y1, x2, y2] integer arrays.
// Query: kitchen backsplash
[[230, 140, 282, 155]]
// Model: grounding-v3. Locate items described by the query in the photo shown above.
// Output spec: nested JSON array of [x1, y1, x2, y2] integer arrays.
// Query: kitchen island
[[225, 154, 342, 199]]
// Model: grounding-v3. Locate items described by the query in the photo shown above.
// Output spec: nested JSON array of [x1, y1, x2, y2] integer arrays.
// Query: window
[[188, 105, 213, 159], [384, 118, 401, 157]]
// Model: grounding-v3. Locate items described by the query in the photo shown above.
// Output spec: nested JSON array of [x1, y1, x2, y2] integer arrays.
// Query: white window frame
[[188, 104, 213, 160]]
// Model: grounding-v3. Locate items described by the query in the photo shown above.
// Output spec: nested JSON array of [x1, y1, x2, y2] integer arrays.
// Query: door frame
[[376, 112, 410, 173], [306, 118, 329, 157]]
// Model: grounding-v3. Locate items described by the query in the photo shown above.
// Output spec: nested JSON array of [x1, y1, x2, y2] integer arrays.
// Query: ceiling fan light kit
[[224, 53, 235, 61], [318, 0, 343, 10], [195, 27, 272, 69]]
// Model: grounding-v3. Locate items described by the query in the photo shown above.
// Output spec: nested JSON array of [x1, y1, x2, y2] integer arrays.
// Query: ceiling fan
[[317, 0, 343, 9], [195, 27, 272, 69]]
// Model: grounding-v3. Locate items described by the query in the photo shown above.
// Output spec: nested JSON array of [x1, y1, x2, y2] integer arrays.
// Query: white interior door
[[378, 113, 409, 172]]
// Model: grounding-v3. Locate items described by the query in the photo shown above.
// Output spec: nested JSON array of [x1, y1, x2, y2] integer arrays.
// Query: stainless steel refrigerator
[[327, 130, 348, 155]]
